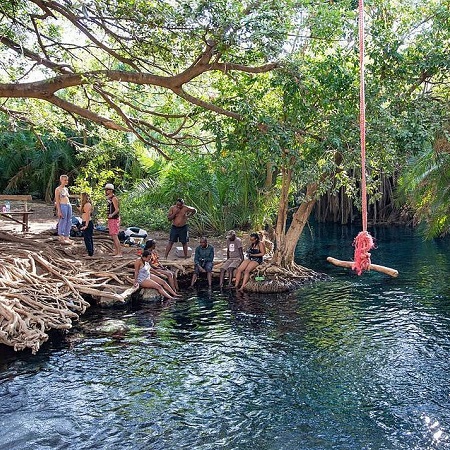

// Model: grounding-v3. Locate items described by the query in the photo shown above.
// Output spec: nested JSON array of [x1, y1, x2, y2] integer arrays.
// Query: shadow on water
[[1, 223, 450, 449]]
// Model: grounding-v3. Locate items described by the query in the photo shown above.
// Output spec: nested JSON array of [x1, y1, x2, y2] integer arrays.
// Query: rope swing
[[327, 0, 398, 278]]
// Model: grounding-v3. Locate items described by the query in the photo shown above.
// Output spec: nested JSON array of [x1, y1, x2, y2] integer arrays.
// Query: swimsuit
[[59, 187, 69, 199], [137, 261, 151, 284], [248, 246, 263, 264]]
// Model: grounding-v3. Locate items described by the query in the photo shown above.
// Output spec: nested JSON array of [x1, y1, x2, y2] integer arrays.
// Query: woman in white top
[[54, 174, 73, 244], [134, 251, 181, 300]]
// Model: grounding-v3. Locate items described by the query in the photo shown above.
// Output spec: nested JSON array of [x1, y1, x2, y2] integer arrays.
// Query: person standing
[[80, 192, 94, 257], [105, 183, 122, 257], [219, 230, 244, 288], [164, 198, 197, 259], [54, 174, 73, 244], [190, 237, 214, 288]]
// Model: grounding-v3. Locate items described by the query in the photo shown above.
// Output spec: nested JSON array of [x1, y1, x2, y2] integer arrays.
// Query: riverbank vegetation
[[1, 0, 449, 253]]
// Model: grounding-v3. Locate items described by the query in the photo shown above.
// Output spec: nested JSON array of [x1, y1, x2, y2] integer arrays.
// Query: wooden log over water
[[327, 256, 399, 278]]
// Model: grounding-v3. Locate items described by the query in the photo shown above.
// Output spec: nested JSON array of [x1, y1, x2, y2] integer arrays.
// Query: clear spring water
[[1, 223, 449, 450]]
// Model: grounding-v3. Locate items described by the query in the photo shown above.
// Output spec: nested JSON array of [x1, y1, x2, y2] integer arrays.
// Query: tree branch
[[47, 94, 129, 131]]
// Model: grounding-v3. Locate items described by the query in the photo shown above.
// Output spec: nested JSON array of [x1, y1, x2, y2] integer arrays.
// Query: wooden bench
[[0, 195, 33, 232]]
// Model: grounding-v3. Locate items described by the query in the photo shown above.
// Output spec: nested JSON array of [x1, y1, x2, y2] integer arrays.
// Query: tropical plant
[[398, 129, 450, 238], [120, 149, 279, 235], [0, 116, 78, 200]]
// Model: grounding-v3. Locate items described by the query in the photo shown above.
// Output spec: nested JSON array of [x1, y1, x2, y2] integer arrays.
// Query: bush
[[120, 200, 168, 231]]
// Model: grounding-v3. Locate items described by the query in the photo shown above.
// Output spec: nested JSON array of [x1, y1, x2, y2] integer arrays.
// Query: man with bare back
[[164, 198, 197, 259]]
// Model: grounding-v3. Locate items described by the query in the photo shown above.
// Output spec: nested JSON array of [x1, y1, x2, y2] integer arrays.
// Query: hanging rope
[[352, 0, 375, 276], [327, 0, 398, 278]]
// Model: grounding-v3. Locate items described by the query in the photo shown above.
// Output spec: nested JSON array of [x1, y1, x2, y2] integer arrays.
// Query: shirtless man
[[164, 198, 197, 258], [54, 174, 73, 244]]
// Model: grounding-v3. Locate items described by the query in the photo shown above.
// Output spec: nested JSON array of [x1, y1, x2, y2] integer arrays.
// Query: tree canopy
[[1, 0, 449, 241], [0, 0, 298, 157]]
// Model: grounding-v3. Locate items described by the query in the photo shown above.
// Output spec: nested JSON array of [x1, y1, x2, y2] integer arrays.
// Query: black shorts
[[169, 224, 189, 244]]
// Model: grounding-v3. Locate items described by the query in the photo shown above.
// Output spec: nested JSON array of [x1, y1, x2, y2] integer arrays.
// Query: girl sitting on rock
[[133, 250, 181, 300]]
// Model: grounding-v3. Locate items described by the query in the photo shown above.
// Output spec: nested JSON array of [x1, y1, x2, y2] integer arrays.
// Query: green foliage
[[0, 115, 78, 200], [120, 150, 278, 235], [398, 136, 450, 238], [1, 0, 449, 245]]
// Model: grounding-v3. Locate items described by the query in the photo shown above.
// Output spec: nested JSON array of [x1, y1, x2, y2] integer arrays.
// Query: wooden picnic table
[[0, 195, 33, 232]]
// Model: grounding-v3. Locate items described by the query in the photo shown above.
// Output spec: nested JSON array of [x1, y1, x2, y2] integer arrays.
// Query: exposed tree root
[[241, 261, 327, 293], [0, 230, 328, 352], [0, 231, 139, 353]]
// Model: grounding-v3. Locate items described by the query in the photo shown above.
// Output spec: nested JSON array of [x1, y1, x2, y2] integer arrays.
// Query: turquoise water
[[1, 224, 449, 449]]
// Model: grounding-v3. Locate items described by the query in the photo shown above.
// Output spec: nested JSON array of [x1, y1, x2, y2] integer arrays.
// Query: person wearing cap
[[219, 230, 244, 288], [164, 198, 197, 259], [105, 183, 122, 257]]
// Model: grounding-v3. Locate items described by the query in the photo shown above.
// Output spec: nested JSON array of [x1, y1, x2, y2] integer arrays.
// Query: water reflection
[[1, 224, 450, 449]]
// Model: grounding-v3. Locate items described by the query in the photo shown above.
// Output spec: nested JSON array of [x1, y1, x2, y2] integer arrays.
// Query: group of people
[[55, 175, 271, 295], [188, 231, 267, 291], [54, 176, 121, 258]]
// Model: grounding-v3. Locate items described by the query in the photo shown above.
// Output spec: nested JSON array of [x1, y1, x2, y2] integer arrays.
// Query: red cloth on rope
[[353, 0, 375, 275], [352, 231, 374, 275]]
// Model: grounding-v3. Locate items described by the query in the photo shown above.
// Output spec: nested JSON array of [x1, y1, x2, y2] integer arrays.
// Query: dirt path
[[0, 200, 229, 258]]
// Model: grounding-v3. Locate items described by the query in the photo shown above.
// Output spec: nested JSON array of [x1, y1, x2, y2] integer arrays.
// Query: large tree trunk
[[273, 164, 318, 268]]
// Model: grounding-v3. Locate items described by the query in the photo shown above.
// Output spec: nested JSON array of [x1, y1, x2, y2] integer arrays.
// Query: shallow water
[[1, 224, 450, 449]]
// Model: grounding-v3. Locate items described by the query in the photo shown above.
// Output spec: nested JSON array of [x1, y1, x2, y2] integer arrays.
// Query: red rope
[[352, 0, 374, 275]]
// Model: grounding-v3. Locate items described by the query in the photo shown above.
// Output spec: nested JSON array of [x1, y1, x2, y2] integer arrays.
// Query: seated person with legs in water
[[144, 239, 179, 293], [234, 232, 265, 292], [133, 250, 181, 299], [190, 237, 215, 288], [219, 230, 244, 288]]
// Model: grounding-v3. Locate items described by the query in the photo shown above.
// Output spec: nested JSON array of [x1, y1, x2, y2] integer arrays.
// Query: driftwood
[[0, 231, 141, 353], [327, 256, 399, 277]]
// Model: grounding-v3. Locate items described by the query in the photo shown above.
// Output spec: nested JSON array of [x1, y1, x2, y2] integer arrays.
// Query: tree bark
[[273, 156, 318, 268]]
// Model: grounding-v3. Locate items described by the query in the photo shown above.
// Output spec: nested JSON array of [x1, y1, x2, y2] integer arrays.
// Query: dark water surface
[[1, 224, 450, 450]]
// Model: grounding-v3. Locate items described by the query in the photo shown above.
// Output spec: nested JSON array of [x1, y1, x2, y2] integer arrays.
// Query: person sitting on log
[[133, 250, 181, 300], [144, 239, 179, 293], [219, 230, 244, 288], [234, 232, 265, 292], [190, 237, 214, 288]]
